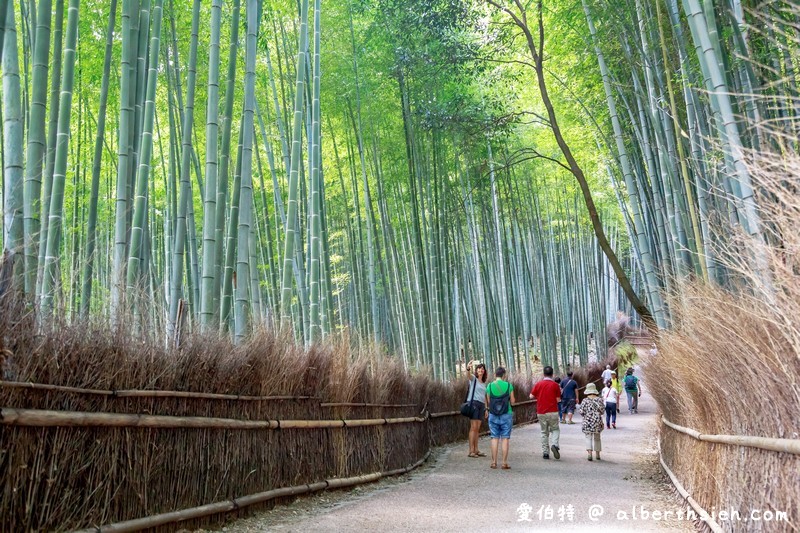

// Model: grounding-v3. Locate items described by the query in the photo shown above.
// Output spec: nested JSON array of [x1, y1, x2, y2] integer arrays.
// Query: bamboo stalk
[[0, 408, 425, 429], [73, 452, 431, 533], [429, 410, 459, 418], [662, 417, 800, 455], [319, 402, 417, 408]]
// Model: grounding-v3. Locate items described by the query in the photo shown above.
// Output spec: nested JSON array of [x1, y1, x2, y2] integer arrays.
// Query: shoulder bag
[[460, 378, 478, 417]]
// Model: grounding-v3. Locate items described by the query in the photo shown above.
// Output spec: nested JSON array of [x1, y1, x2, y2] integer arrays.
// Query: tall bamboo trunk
[[199, 0, 223, 330], [166, 0, 200, 340], [2, 0, 24, 291], [80, 0, 117, 317], [40, 0, 80, 314]]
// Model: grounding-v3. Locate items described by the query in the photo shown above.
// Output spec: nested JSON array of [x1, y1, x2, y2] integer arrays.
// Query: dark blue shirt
[[561, 378, 578, 400]]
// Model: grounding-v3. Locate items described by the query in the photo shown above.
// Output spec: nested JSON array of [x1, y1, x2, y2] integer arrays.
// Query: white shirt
[[601, 369, 613, 382], [602, 386, 618, 404]]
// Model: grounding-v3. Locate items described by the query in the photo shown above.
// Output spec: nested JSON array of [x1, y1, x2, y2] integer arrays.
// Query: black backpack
[[488, 382, 511, 416]]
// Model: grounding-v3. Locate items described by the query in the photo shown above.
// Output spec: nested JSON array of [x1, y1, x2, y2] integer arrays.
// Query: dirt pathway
[[218, 393, 697, 532]]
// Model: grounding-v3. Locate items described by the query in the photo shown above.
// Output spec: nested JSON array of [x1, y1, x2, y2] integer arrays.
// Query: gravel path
[[214, 393, 697, 532]]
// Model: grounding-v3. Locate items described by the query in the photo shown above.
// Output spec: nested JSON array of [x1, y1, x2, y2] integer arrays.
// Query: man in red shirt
[[530, 366, 562, 459]]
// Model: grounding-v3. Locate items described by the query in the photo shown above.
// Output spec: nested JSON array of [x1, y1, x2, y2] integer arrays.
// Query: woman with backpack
[[624, 368, 641, 414], [579, 383, 605, 461], [485, 367, 516, 470], [464, 360, 488, 458]]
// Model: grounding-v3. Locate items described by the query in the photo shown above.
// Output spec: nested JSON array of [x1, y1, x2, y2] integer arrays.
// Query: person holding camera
[[464, 360, 488, 458]]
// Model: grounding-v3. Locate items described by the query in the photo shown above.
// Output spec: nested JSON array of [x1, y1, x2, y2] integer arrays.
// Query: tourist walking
[[601, 379, 618, 428], [601, 364, 613, 383], [530, 366, 561, 460], [554, 376, 563, 422], [560, 371, 578, 424], [464, 360, 488, 458], [610, 370, 622, 413], [624, 367, 642, 414], [485, 367, 516, 470], [580, 383, 605, 461]]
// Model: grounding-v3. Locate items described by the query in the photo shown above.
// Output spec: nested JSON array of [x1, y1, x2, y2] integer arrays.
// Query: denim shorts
[[563, 399, 576, 414], [488, 412, 513, 439]]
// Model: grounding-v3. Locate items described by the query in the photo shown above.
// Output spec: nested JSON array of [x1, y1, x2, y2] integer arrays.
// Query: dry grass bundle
[[0, 300, 536, 531], [646, 152, 800, 531]]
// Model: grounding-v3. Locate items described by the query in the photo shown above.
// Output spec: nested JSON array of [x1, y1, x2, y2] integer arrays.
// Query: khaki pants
[[538, 412, 560, 454], [585, 432, 602, 452]]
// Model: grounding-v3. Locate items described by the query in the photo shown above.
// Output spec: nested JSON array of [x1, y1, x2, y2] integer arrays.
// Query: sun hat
[[610, 370, 617, 375], [584, 383, 600, 396]]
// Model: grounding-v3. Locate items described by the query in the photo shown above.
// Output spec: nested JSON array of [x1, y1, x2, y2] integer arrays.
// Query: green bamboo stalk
[[279, 0, 310, 327], [80, 0, 117, 317], [40, 0, 80, 314], [111, 0, 137, 320], [127, 0, 165, 291], [34, 0, 63, 298], [682, 0, 761, 238], [21, 0, 52, 295], [307, 0, 322, 343], [233, 0, 259, 343], [199, 0, 223, 329], [220, 122, 244, 330], [0, 1, 8, 62], [213, 0, 240, 320], [2, 0, 24, 291], [655, 0, 707, 281], [167, 0, 200, 339], [253, 136, 279, 318]]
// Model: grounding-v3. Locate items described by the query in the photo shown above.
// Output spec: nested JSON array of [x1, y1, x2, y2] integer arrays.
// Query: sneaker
[[612, 423, 616, 429], [543, 453, 550, 459], [587, 454, 593, 461], [634, 409, 638, 414], [595, 452, 601, 460], [551, 445, 560, 459], [606, 425, 611, 429]]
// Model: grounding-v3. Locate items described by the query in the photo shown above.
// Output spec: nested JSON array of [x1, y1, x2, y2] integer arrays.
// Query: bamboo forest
[[1, 0, 798, 377]]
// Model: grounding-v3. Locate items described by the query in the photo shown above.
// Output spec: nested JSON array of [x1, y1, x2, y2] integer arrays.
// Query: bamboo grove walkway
[[225, 393, 696, 532]]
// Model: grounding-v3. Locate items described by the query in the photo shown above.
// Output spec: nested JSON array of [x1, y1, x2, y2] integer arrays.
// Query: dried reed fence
[[0, 298, 536, 531], [645, 155, 800, 532]]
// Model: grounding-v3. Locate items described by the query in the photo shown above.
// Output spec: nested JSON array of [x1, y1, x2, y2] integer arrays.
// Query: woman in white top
[[602, 380, 618, 429], [465, 360, 488, 457]]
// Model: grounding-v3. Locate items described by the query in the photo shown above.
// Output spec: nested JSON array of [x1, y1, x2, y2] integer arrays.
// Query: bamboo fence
[[72, 453, 432, 533], [657, 437, 725, 533], [0, 377, 536, 531], [0, 303, 538, 531]]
